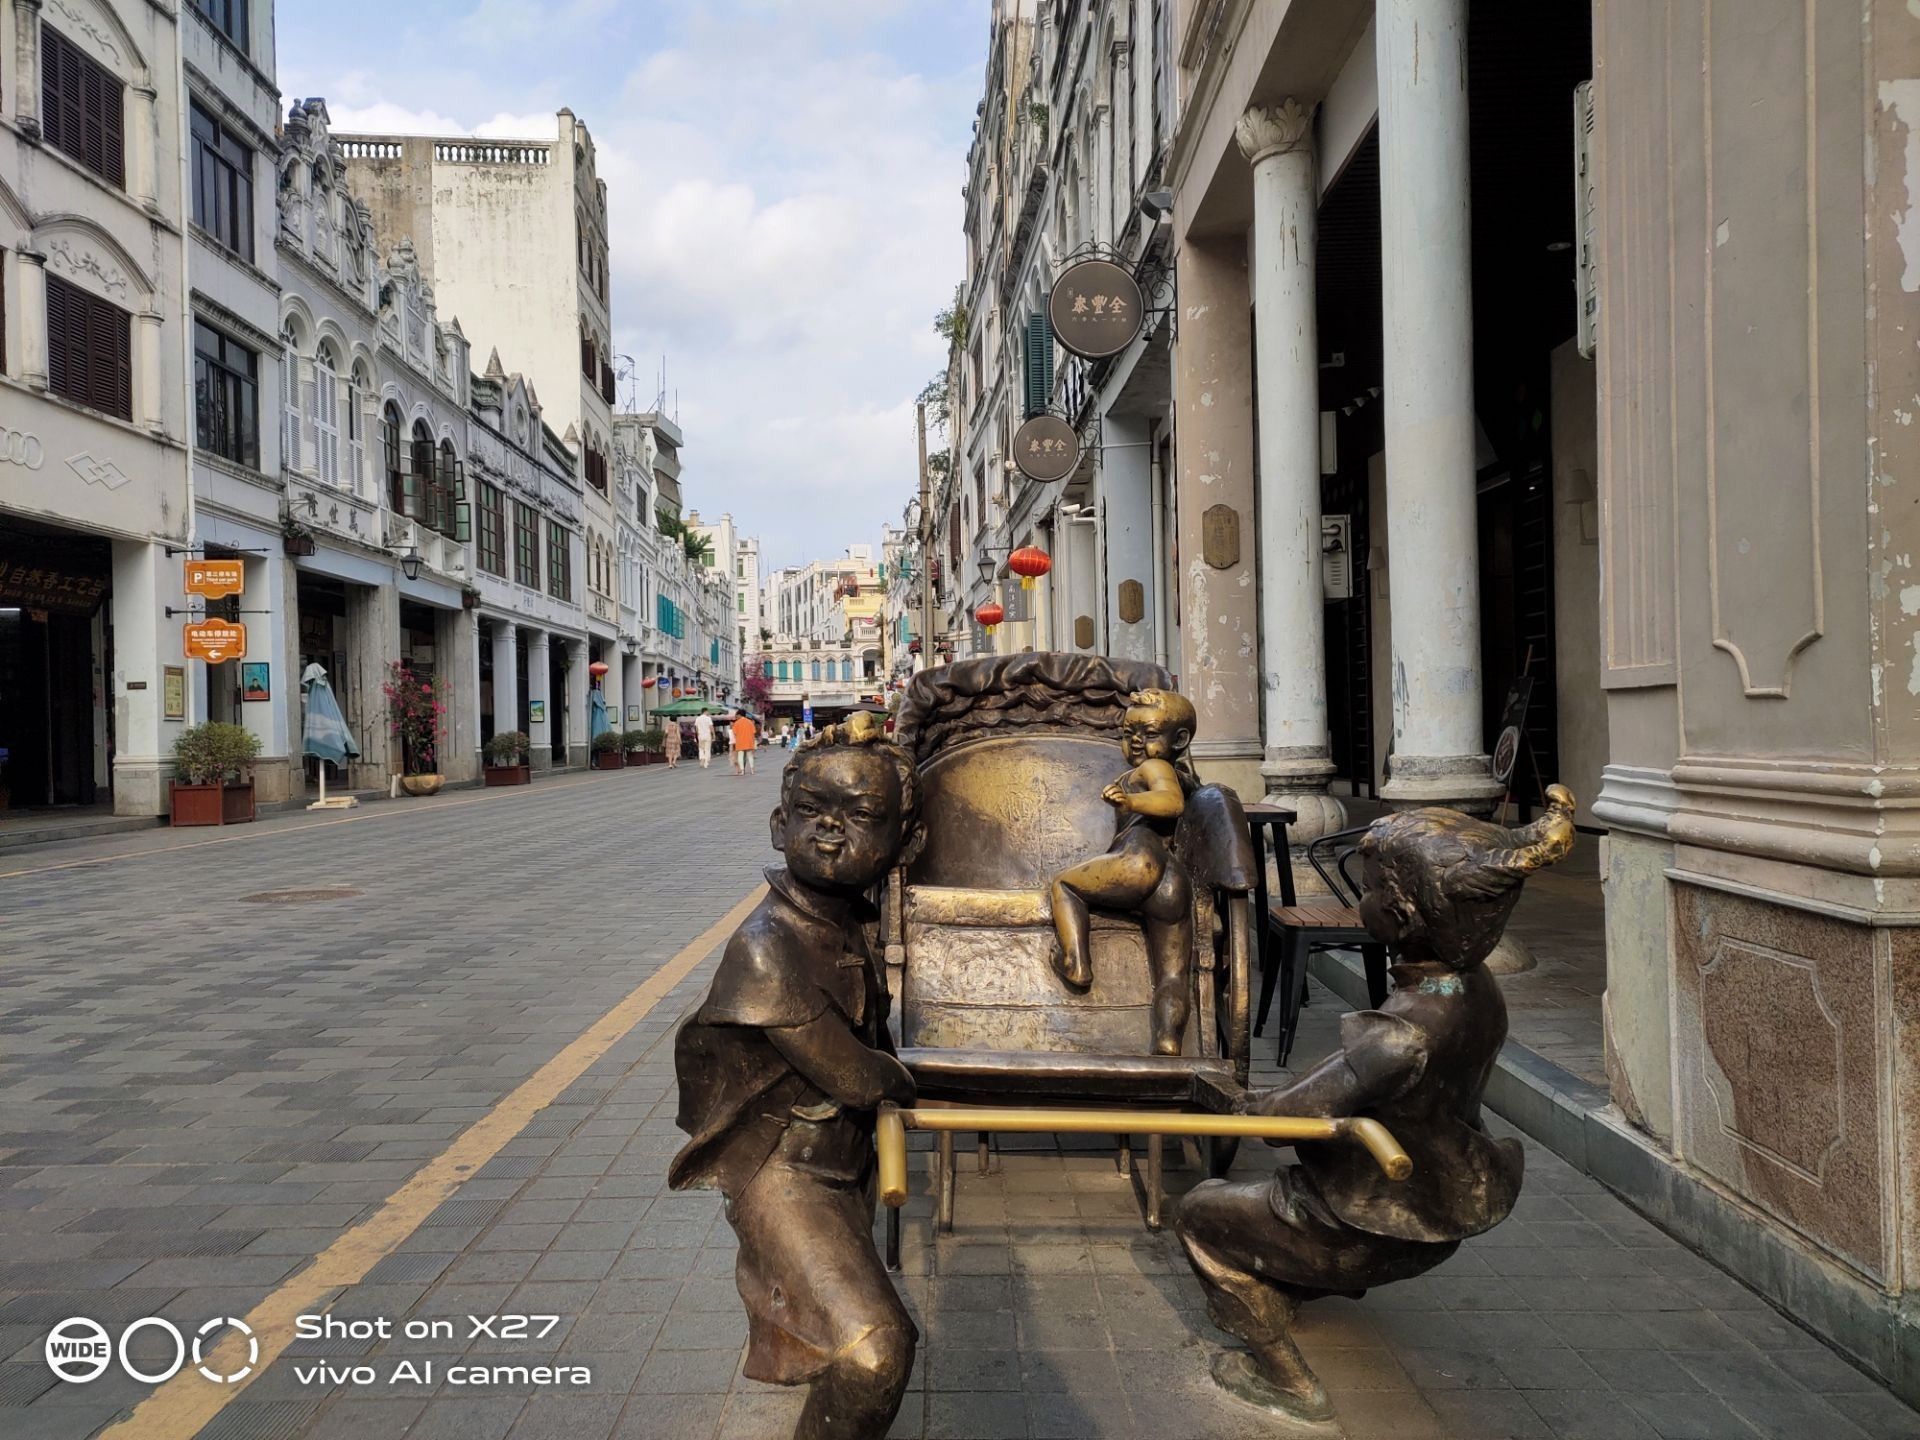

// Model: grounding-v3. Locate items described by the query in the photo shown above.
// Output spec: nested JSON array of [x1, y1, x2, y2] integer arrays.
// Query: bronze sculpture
[[670, 723, 924, 1440], [1173, 786, 1577, 1423], [1046, 688, 1196, 1055]]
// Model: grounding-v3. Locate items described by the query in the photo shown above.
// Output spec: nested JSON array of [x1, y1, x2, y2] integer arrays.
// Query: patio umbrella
[[301, 662, 360, 810], [590, 688, 611, 741]]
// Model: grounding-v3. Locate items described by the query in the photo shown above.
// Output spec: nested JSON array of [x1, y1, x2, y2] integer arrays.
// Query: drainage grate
[[195, 1402, 321, 1440], [422, 1196, 504, 1227], [237, 887, 363, 905]]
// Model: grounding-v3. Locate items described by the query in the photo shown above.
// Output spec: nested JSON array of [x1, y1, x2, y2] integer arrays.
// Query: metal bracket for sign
[[162, 545, 270, 557], [164, 606, 274, 618], [1054, 240, 1175, 320]]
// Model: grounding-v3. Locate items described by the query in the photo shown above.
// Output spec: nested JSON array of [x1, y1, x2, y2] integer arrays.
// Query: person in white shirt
[[694, 710, 716, 769]]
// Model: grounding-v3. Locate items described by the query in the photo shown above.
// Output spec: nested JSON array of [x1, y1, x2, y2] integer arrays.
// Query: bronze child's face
[[774, 750, 908, 894], [1121, 705, 1185, 765]]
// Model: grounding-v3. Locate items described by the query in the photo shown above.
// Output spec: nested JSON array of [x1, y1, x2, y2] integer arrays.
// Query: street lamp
[[399, 547, 423, 581]]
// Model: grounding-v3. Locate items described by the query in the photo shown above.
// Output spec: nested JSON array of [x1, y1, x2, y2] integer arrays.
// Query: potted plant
[[383, 661, 446, 796], [169, 722, 262, 826], [483, 730, 531, 786], [591, 730, 626, 770]]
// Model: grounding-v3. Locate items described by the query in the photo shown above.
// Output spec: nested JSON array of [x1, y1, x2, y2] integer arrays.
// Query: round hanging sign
[[1012, 414, 1080, 482], [1048, 258, 1145, 360]]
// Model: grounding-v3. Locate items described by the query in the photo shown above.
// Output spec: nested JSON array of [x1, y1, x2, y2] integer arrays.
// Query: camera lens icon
[[45, 1318, 113, 1383]]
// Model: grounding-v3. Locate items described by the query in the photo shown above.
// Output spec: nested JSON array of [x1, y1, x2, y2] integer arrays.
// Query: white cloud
[[285, 2, 982, 571]]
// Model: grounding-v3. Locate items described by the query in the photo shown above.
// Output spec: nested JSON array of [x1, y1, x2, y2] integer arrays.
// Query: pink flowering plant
[[382, 661, 446, 774]]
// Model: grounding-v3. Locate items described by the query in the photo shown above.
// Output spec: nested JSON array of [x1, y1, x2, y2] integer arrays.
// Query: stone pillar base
[[112, 757, 172, 817], [1260, 762, 1349, 900], [250, 755, 294, 805], [1379, 753, 1504, 815]]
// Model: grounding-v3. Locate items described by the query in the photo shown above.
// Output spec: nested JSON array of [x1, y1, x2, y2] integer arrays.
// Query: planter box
[[170, 781, 255, 827], [592, 751, 626, 770], [627, 751, 662, 766], [484, 764, 531, 787]]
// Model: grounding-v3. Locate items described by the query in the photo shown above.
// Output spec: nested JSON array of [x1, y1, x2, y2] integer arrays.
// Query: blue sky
[[278, 0, 987, 571]]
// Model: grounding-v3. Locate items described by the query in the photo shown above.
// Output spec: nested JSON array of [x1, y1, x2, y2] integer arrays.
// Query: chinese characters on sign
[[0, 558, 108, 615], [183, 621, 248, 664], [1012, 414, 1080, 482], [1048, 258, 1146, 360], [185, 559, 246, 600]]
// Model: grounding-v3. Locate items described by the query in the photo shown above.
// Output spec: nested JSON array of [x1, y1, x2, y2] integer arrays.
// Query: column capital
[[1235, 100, 1316, 165], [17, 249, 47, 268]]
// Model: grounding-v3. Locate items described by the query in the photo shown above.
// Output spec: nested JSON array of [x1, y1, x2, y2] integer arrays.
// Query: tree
[[741, 658, 774, 711]]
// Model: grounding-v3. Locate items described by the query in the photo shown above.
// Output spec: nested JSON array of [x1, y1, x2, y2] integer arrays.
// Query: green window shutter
[[1024, 311, 1054, 419]]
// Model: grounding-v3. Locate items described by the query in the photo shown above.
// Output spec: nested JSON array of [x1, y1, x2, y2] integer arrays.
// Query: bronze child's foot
[[1209, 1350, 1337, 1427], [1051, 941, 1093, 990]]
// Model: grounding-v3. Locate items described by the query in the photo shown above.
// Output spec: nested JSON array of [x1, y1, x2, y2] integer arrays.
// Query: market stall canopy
[[650, 697, 729, 717]]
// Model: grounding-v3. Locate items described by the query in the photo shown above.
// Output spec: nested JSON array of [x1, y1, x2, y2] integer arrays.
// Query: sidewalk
[[261, 984, 1916, 1440]]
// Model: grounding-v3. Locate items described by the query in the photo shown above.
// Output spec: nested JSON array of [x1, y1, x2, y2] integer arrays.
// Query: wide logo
[[45, 1316, 257, 1385]]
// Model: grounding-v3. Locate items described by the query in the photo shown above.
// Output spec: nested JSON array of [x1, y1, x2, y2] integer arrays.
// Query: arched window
[[281, 325, 302, 474], [346, 362, 370, 495], [840, 658, 852, 682], [431, 434, 457, 536], [383, 403, 406, 513], [811, 659, 822, 682], [312, 341, 340, 486]]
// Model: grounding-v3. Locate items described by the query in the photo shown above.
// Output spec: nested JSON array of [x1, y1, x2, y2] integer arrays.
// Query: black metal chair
[[1257, 824, 1390, 1065]]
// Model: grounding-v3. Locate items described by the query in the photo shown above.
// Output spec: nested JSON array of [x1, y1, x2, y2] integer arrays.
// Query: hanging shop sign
[[1048, 258, 1145, 360], [1012, 414, 1080, 482], [183, 620, 247, 664], [184, 559, 246, 600], [0, 557, 108, 614]]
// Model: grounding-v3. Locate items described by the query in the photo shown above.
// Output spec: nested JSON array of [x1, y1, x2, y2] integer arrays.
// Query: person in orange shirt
[[730, 712, 758, 776]]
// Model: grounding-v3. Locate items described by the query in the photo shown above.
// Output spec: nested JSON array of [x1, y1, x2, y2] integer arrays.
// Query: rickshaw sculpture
[[881, 653, 1262, 1230]]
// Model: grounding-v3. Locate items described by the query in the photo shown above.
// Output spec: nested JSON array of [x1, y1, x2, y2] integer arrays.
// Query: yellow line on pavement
[[93, 880, 766, 1440], [0, 768, 658, 881]]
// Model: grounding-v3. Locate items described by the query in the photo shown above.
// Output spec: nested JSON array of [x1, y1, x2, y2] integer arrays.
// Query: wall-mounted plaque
[[1117, 579, 1145, 625], [1202, 505, 1242, 571]]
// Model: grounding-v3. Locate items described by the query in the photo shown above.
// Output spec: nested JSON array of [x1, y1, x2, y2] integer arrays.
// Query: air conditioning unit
[[1574, 80, 1598, 360], [1321, 514, 1353, 601]]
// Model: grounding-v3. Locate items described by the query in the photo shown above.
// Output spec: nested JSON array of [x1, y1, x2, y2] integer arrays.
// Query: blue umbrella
[[302, 663, 360, 809], [590, 688, 611, 741]]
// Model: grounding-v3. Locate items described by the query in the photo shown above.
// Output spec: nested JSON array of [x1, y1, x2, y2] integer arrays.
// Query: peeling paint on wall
[[1878, 80, 1920, 292]]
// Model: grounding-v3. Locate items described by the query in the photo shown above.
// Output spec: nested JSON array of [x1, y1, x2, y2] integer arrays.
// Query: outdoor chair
[[1257, 823, 1390, 1066]]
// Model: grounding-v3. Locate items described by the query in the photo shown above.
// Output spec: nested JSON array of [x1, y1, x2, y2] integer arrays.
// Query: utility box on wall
[[1321, 514, 1353, 600]]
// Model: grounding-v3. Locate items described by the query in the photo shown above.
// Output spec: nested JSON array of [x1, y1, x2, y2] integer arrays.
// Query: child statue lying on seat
[[670, 723, 924, 1440], [1173, 786, 1577, 1424], [1047, 687, 1197, 1055]]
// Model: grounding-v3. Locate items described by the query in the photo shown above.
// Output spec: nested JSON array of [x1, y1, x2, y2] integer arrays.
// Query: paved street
[[2, 763, 1918, 1440]]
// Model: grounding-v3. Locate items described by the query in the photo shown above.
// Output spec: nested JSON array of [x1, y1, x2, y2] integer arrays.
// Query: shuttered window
[[514, 502, 540, 589], [42, 26, 125, 189], [547, 522, 571, 601], [408, 423, 434, 526], [190, 101, 254, 260], [46, 274, 131, 420], [477, 484, 506, 576], [345, 369, 366, 495], [310, 352, 340, 485], [1023, 311, 1054, 418], [191, 0, 249, 48], [193, 320, 258, 467]]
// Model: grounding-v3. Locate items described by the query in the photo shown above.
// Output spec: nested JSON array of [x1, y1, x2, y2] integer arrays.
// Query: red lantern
[[975, 600, 1005, 635], [1008, 546, 1052, 590], [641, 676, 657, 689], [588, 660, 610, 680]]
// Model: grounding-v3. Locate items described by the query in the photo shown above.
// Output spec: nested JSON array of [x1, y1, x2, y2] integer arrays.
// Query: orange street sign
[[185, 559, 246, 600], [183, 620, 247, 664]]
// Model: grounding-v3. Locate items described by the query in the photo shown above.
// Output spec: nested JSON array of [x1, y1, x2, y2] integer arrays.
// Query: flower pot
[[484, 764, 531, 787], [592, 751, 625, 770], [170, 780, 254, 827], [401, 773, 445, 796]]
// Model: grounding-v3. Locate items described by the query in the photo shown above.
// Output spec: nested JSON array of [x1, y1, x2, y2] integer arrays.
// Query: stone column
[[137, 311, 165, 434], [1375, 0, 1501, 813], [603, 649, 626, 737], [566, 638, 590, 764], [239, 550, 293, 803], [1169, 234, 1264, 798], [438, 607, 479, 783], [525, 629, 552, 768], [109, 539, 180, 816], [491, 619, 519, 742], [345, 583, 400, 788], [129, 85, 158, 210], [1237, 100, 1347, 860], [17, 251, 48, 390], [13, 0, 42, 139], [1100, 416, 1156, 664]]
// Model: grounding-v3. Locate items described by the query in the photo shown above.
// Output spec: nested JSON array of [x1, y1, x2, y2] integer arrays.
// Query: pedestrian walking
[[695, 710, 715, 769], [731, 712, 757, 775], [663, 719, 683, 767]]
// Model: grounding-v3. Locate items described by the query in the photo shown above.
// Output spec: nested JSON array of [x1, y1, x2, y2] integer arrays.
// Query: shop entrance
[[0, 520, 112, 810]]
